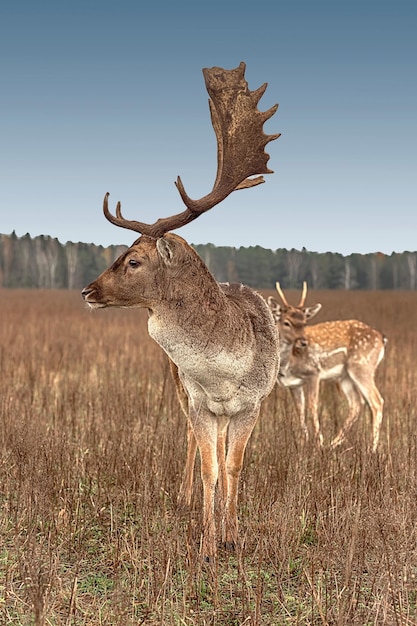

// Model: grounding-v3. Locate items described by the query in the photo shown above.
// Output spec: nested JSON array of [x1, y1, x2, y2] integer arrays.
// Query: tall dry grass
[[0, 288, 416, 625]]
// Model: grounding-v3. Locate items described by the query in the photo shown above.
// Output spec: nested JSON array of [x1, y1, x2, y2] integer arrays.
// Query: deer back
[[304, 320, 386, 372]]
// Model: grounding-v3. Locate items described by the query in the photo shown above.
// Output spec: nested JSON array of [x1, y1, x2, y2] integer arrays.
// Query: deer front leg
[[191, 412, 218, 562], [177, 421, 198, 509], [305, 377, 323, 446], [217, 420, 228, 510], [222, 409, 260, 551], [289, 385, 308, 440]]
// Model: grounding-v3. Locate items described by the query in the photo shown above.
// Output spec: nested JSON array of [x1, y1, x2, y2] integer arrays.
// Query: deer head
[[267, 281, 322, 345], [82, 62, 280, 311]]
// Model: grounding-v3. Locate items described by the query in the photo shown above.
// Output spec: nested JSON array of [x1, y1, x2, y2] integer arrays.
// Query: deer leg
[[177, 421, 198, 509], [370, 389, 384, 452], [289, 385, 308, 440], [191, 411, 219, 561], [217, 420, 228, 511], [221, 409, 260, 551], [330, 377, 363, 449], [348, 372, 384, 452], [170, 360, 198, 509], [305, 377, 323, 446]]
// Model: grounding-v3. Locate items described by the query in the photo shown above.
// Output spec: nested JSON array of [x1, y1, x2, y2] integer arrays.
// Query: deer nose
[[81, 287, 93, 300], [294, 337, 308, 349]]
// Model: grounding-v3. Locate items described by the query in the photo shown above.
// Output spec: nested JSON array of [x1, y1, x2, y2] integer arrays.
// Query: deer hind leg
[[330, 376, 363, 449], [289, 386, 308, 440], [177, 421, 198, 509], [221, 408, 260, 551], [370, 389, 384, 452], [348, 371, 384, 452], [169, 360, 198, 509]]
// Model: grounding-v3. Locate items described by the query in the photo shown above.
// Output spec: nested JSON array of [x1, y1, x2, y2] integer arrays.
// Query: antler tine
[[298, 281, 308, 307], [103, 193, 156, 236], [275, 281, 289, 306], [103, 62, 279, 239]]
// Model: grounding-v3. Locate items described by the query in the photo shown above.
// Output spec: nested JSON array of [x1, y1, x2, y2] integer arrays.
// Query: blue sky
[[1, 1, 416, 255]]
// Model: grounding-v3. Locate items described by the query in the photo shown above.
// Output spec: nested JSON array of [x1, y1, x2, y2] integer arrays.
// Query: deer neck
[[278, 339, 293, 367], [147, 272, 228, 356]]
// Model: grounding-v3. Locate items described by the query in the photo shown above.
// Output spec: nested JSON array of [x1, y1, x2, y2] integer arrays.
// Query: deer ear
[[156, 237, 176, 265], [267, 296, 282, 321], [303, 303, 322, 320]]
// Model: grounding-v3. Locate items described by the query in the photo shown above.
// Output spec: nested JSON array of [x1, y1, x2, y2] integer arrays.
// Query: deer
[[81, 62, 280, 562], [268, 282, 386, 452]]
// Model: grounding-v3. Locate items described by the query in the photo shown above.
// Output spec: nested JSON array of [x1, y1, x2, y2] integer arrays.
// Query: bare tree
[[344, 257, 351, 290], [65, 243, 79, 290], [406, 253, 417, 290], [285, 249, 304, 287]]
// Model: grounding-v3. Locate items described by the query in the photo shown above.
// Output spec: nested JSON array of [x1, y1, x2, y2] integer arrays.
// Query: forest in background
[[1, 231, 416, 290]]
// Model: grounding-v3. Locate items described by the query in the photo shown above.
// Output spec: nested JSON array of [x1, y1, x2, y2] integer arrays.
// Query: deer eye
[[284, 320, 291, 328], [128, 259, 141, 268]]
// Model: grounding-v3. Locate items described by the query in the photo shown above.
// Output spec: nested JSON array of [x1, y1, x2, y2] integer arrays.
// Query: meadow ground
[[0, 288, 417, 625]]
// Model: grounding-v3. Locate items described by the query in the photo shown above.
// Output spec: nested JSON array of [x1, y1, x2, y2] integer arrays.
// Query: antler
[[275, 281, 308, 307], [299, 281, 308, 307], [275, 282, 289, 306], [103, 61, 280, 238]]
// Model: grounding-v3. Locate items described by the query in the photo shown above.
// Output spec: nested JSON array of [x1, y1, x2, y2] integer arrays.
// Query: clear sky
[[1, 1, 416, 255]]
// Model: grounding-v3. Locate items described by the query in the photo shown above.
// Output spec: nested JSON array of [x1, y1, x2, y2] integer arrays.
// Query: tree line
[[1, 231, 416, 290]]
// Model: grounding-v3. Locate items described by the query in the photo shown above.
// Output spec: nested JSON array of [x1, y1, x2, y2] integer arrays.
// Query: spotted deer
[[268, 283, 386, 451], [82, 62, 280, 561]]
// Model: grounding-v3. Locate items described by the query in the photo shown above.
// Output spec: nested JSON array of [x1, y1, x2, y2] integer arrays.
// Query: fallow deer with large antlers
[[82, 62, 280, 561], [268, 283, 386, 451]]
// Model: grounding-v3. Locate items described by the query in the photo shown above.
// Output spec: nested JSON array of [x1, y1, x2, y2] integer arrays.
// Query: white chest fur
[[148, 314, 256, 415]]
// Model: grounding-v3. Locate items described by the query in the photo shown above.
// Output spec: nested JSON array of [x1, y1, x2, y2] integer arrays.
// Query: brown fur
[[83, 233, 279, 560]]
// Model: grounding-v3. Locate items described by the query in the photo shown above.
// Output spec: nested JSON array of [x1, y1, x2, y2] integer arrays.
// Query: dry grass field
[[1, 288, 417, 625]]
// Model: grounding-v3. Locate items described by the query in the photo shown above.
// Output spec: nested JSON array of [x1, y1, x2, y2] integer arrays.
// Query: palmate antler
[[103, 61, 280, 238], [276, 281, 308, 307]]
